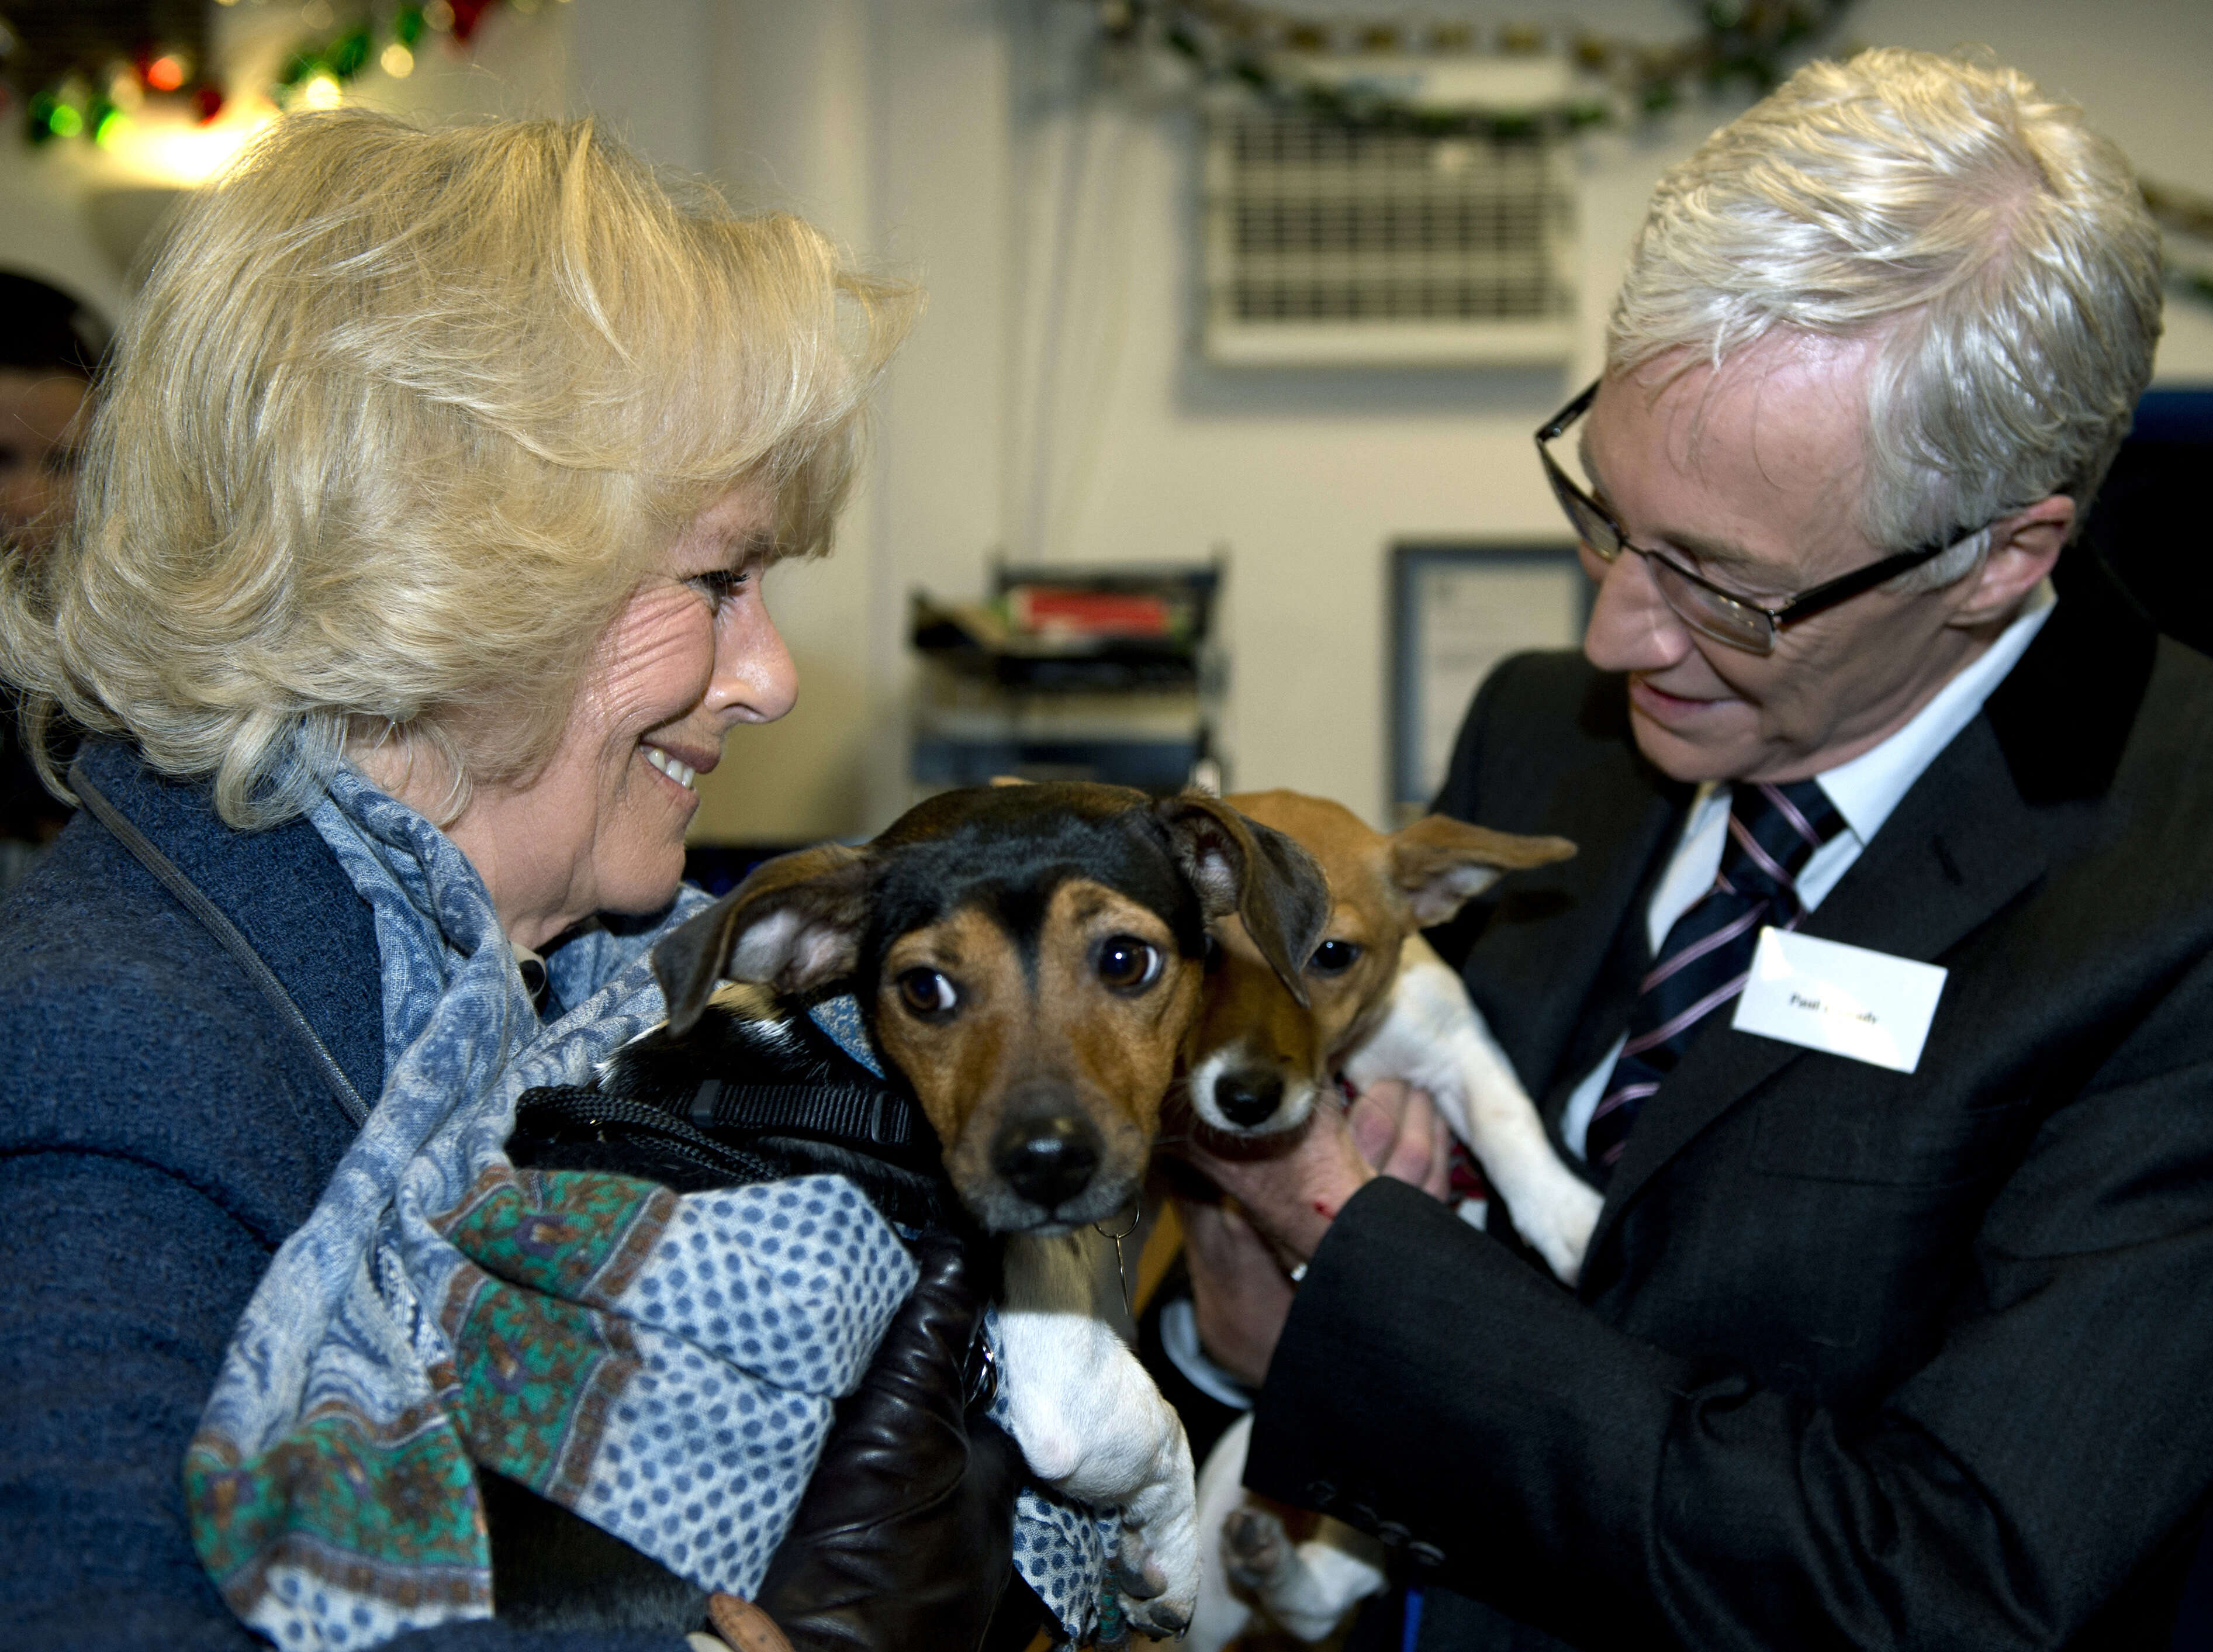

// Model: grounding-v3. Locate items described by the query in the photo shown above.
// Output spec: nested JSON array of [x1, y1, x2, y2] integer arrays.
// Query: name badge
[[1730, 928, 1947, 1073]]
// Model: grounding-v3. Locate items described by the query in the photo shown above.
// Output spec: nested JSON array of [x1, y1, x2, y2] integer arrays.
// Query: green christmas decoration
[[1107, 0, 1856, 139], [2143, 181, 2213, 309], [3, 1, 216, 145], [268, 0, 578, 106], [1103, 1, 2213, 312], [275, 3, 461, 106], [2, 0, 527, 133]]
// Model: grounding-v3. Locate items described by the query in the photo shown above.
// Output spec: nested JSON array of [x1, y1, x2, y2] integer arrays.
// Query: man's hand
[[1188, 1080, 1450, 1267], [1347, 1079, 1454, 1206], [1178, 1082, 1454, 1381], [1182, 1197, 1297, 1388]]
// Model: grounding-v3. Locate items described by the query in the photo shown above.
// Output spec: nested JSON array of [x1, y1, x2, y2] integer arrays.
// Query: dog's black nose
[[993, 1114, 1101, 1211], [1215, 1070, 1285, 1127]]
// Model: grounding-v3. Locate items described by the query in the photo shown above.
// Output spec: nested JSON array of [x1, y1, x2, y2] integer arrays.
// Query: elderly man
[[1193, 46, 2213, 1650]]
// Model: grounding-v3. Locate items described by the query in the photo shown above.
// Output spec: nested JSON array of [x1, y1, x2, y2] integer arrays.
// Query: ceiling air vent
[[1201, 57, 1578, 368]]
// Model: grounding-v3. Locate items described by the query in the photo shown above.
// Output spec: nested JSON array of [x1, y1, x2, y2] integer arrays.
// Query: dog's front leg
[[997, 1230, 1199, 1639], [1193, 1414, 1388, 1648], [1344, 936, 1602, 1284]]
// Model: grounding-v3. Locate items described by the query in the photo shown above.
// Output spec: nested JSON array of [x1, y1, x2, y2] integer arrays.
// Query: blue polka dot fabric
[[808, 996, 883, 1077], [991, 1371, 1121, 1643], [577, 1176, 917, 1595]]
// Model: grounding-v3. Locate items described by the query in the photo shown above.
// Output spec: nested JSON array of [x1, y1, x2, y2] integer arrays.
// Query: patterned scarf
[[182, 764, 1111, 1647]]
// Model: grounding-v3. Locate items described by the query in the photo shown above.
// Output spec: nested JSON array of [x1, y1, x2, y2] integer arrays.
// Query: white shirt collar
[[1814, 578, 2056, 845]]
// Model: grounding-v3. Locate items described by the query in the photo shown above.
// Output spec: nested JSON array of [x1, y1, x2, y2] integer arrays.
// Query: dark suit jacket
[[1247, 558, 2213, 1650]]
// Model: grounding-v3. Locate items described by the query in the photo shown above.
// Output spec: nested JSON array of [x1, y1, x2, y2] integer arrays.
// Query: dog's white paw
[[1112, 1467, 1201, 1640], [1223, 1504, 1292, 1590], [1512, 1173, 1604, 1284]]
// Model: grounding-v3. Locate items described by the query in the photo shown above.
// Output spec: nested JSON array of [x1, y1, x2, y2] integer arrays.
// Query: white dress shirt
[[1558, 583, 2057, 1159]]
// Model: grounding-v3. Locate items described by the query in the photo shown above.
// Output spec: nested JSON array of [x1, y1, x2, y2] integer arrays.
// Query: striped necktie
[[1585, 777, 1846, 1181]]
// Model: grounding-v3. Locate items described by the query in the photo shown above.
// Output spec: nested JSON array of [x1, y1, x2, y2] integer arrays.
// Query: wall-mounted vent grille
[[1204, 107, 1575, 367]]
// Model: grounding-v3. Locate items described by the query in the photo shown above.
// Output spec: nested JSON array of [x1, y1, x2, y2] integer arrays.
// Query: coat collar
[[73, 741, 386, 1104], [1581, 549, 2158, 1264], [1984, 548, 2158, 804], [1469, 670, 1691, 1121]]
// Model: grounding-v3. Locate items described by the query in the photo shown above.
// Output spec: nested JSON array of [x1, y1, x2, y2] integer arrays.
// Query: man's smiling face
[[1576, 337, 1993, 785]]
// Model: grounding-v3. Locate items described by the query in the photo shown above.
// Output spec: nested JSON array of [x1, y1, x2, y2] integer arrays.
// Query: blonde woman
[[0, 113, 1053, 1652]]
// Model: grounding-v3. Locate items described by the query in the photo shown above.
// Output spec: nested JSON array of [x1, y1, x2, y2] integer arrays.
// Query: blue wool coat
[[0, 742, 689, 1650]]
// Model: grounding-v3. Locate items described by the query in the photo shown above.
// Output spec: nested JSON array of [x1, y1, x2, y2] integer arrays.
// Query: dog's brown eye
[[1309, 939, 1363, 976], [897, 967, 958, 1018], [1097, 936, 1163, 993]]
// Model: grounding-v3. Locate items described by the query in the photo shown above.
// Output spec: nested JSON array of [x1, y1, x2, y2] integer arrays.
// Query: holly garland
[[1105, 0, 2213, 311], [10, 22, 223, 146], [274, 1, 531, 108], [274, 1, 437, 108], [2143, 181, 2213, 309], [1101, 0, 1858, 139], [6, 0, 541, 146]]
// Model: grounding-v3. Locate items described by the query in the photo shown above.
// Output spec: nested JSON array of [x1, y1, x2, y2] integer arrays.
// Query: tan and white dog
[[1178, 790, 1602, 1652]]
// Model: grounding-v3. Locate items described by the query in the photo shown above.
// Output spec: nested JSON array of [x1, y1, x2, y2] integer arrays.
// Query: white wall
[[6, 1, 2208, 839]]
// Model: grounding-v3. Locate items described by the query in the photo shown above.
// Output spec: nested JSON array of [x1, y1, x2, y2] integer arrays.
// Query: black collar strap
[[684, 1077, 921, 1151]]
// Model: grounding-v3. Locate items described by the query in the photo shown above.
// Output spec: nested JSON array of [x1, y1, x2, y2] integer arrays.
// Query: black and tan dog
[[646, 780, 1328, 1236], [614, 780, 1331, 1639]]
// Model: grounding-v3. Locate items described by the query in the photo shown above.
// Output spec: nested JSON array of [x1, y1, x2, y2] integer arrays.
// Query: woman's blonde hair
[[1607, 47, 2162, 585], [0, 109, 916, 828]]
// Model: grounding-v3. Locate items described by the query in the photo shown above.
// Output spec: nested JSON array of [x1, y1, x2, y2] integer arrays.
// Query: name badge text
[[1730, 927, 1948, 1073]]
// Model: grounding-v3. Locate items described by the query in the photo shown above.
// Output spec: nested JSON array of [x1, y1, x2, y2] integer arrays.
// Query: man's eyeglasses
[[1536, 379, 1963, 656]]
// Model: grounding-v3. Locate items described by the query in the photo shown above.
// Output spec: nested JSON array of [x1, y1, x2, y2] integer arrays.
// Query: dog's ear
[[1155, 793, 1332, 1008], [652, 845, 873, 1035], [1389, 815, 1575, 927]]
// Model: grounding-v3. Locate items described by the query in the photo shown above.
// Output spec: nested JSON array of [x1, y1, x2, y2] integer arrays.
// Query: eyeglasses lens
[[1545, 469, 1620, 560], [1645, 557, 1775, 654], [1540, 401, 1776, 655]]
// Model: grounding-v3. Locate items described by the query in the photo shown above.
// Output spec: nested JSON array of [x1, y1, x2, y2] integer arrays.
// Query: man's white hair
[[1608, 47, 2163, 591]]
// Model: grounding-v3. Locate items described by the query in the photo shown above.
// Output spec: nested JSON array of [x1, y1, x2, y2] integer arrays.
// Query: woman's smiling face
[[438, 484, 798, 948]]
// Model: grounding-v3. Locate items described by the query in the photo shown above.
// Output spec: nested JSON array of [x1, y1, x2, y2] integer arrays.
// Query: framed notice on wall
[[1391, 541, 1589, 820]]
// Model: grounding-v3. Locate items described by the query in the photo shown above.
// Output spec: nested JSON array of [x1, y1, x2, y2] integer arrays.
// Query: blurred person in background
[[0, 271, 102, 876]]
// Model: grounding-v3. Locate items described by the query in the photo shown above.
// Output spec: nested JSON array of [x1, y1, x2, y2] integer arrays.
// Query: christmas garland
[[1101, 0, 1858, 138], [4, 8, 223, 146], [2, 0, 535, 144], [1104, 1, 2213, 312], [272, 1, 529, 109], [2143, 180, 2213, 308]]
